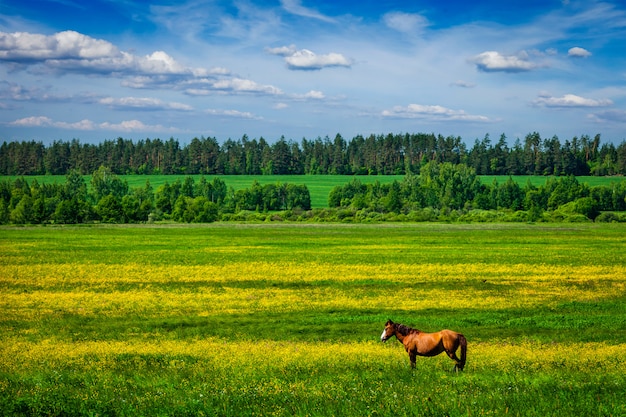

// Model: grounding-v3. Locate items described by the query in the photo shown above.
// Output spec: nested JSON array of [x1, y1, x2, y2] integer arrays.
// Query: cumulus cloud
[[0, 30, 282, 97], [568, 47, 592, 58], [383, 12, 429, 35], [98, 96, 193, 111], [470, 51, 539, 73], [533, 93, 612, 108], [0, 31, 201, 76], [267, 45, 351, 70], [8, 115, 180, 132], [0, 30, 118, 61], [285, 49, 351, 70], [382, 104, 490, 122]]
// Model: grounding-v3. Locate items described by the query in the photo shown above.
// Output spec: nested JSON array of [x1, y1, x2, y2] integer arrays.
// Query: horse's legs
[[446, 349, 463, 372], [409, 351, 417, 369]]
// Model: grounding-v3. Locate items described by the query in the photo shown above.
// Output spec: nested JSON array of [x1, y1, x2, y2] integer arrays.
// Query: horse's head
[[380, 319, 396, 342]]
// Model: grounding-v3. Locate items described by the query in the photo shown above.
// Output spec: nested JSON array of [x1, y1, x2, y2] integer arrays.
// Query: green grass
[[5, 174, 623, 209], [1, 223, 625, 416]]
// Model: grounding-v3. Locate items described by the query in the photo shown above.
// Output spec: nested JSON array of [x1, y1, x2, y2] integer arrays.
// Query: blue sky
[[1, 0, 625, 145]]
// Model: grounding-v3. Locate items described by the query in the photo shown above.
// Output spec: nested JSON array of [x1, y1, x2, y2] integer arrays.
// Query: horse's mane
[[395, 323, 420, 336]]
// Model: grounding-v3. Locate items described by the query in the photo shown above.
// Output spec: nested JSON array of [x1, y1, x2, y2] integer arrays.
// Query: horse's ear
[[386, 319, 394, 325]]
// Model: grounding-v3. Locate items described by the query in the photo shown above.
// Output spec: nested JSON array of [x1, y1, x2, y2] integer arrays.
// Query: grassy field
[[5, 174, 625, 209], [1, 223, 625, 416]]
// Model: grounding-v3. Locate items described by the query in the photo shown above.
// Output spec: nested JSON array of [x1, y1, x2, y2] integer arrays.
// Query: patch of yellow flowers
[[1, 261, 623, 317], [1, 336, 624, 377], [1, 258, 625, 376]]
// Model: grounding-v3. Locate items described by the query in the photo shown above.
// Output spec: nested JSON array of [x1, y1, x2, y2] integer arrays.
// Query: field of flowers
[[1, 223, 625, 416]]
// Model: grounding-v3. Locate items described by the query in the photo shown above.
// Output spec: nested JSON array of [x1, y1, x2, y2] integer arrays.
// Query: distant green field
[[479, 175, 625, 188], [3, 174, 624, 208]]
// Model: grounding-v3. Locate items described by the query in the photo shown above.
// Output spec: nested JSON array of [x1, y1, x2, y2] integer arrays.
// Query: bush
[[547, 211, 590, 223], [503, 210, 531, 223], [595, 212, 623, 223], [406, 207, 439, 222], [336, 208, 356, 221]]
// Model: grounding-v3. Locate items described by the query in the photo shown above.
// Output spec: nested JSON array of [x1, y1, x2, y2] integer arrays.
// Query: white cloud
[[267, 46, 351, 70], [8, 115, 180, 132], [9, 116, 57, 127], [213, 78, 282, 94], [0, 31, 199, 76], [185, 78, 283, 96], [99, 96, 193, 111], [122, 72, 282, 96], [275, 89, 328, 102], [382, 104, 491, 122], [304, 90, 325, 99], [265, 45, 297, 57], [0, 30, 285, 98], [286, 49, 351, 70], [99, 119, 180, 132], [280, 0, 335, 23], [533, 93, 612, 108], [0, 30, 118, 61], [383, 12, 429, 35], [470, 51, 539, 73], [568, 46, 592, 58], [9, 116, 93, 131], [206, 109, 262, 120], [43, 49, 202, 76]]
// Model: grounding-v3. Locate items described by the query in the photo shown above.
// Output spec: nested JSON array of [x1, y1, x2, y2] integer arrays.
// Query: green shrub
[[594, 211, 622, 223]]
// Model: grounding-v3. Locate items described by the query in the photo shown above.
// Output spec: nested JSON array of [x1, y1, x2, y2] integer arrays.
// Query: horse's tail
[[458, 334, 467, 370]]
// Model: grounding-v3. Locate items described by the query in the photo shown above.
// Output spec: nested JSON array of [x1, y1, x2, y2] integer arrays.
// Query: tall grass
[[1, 223, 625, 415]]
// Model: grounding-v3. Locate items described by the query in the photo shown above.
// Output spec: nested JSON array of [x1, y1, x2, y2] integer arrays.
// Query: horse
[[380, 319, 467, 371]]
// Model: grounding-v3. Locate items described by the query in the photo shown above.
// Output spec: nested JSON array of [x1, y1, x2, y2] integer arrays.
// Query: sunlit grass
[[1, 223, 625, 415]]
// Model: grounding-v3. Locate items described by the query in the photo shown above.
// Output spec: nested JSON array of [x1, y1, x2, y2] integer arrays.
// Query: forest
[[2, 131, 626, 177]]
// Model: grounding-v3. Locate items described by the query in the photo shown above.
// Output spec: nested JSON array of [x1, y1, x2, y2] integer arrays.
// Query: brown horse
[[380, 319, 467, 371]]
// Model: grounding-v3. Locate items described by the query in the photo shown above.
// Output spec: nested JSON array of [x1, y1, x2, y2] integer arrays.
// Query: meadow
[[5, 174, 623, 208], [0, 223, 625, 416]]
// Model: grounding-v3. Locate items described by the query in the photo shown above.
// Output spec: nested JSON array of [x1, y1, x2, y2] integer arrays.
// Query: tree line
[[2, 132, 626, 177], [0, 166, 311, 225], [2, 162, 626, 225], [329, 162, 626, 223]]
